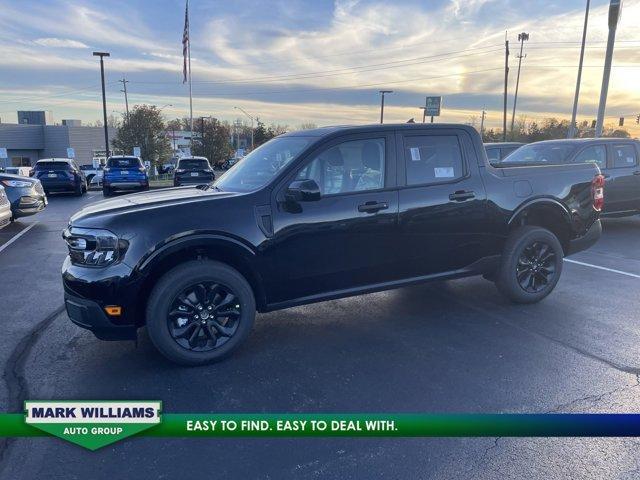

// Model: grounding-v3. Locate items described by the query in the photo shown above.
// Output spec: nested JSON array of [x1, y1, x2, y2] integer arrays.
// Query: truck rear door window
[[403, 135, 464, 185], [612, 145, 637, 168]]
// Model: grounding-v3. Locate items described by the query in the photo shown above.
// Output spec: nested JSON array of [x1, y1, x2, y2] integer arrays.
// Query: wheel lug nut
[[198, 306, 203, 310], [207, 306, 212, 310], [195, 315, 199, 319]]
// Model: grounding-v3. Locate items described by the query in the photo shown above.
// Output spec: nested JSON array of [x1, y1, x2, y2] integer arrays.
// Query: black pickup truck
[[499, 138, 640, 217], [62, 124, 603, 365]]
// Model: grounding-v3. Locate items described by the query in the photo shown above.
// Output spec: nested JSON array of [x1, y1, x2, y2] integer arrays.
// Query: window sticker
[[434, 167, 455, 178], [627, 157, 635, 164], [410, 147, 421, 161]]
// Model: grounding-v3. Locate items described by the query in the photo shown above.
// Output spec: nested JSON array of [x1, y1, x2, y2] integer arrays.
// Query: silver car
[[0, 185, 12, 228]]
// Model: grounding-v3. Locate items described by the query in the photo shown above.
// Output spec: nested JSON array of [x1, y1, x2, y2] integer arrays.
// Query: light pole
[[234, 106, 255, 150], [93, 52, 110, 157], [568, 0, 591, 138], [595, 0, 623, 137], [510, 32, 529, 137], [379, 90, 392, 124]]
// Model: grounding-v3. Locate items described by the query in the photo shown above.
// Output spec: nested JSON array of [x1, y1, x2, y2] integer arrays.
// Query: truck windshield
[[214, 137, 311, 192], [498, 143, 577, 166]]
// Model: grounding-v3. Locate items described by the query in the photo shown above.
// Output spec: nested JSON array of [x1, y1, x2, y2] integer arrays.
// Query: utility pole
[[480, 109, 486, 138], [234, 106, 255, 150], [379, 90, 392, 124], [568, 0, 590, 138], [503, 34, 509, 142], [595, 0, 623, 137], [93, 51, 110, 158], [510, 32, 529, 137], [119, 77, 130, 118]]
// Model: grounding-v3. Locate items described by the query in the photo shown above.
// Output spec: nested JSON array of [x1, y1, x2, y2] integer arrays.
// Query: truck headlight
[[62, 227, 128, 267]]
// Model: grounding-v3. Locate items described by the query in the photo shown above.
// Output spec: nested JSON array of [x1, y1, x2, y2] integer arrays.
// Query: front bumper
[[567, 219, 602, 256], [65, 293, 137, 340], [62, 256, 143, 341], [0, 206, 11, 227]]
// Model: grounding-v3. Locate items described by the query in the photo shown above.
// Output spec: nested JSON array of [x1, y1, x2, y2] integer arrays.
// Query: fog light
[[104, 306, 122, 316]]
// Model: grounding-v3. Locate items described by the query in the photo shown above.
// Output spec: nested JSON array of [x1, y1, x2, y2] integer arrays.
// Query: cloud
[[33, 37, 89, 49]]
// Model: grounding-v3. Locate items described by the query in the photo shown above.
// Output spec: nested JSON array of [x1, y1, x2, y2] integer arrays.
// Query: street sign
[[133, 147, 141, 157], [425, 96, 442, 117], [0, 148, 7, 159], [66, 147, 75, 158]]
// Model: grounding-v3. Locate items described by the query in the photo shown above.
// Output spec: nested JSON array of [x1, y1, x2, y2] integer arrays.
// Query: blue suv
[[103, 156, 149, 197]]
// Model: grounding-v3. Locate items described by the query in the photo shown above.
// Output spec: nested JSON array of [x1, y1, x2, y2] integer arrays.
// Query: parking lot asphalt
[[0, 191, 639, 479]]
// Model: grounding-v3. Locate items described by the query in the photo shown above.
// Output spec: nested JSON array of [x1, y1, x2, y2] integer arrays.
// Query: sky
[[0, 0, 638, 134]]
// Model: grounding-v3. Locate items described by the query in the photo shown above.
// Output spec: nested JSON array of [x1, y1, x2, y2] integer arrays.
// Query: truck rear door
[[604, 142, 640, 214], [395, 128, 489, 278]]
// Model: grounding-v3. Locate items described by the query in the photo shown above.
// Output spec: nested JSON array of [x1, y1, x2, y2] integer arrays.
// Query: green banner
[[2, 410, 640, 450]]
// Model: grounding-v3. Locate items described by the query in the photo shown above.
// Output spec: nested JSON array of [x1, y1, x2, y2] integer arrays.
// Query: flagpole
[[187, 0, 193, 149]]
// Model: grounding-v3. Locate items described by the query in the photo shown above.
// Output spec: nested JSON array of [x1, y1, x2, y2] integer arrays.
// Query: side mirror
[[285, 179, 321, 203]]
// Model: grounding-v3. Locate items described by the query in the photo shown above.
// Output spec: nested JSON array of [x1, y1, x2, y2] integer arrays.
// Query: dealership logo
[[25, 401, 162, 450]]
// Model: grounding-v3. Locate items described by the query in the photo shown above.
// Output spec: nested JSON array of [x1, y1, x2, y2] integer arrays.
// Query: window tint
[[35, 161, 71, 171], [612, 144, 637, 168], [178, 158, 210, 170], [574, 145, 606, 168], [404, 135, 464, 185], [107, 157, 141, 168], [499, 143, 577, 166], [502, 146, 520, 158], [486, 147, 500, 163], [297, 138, 385, 195]]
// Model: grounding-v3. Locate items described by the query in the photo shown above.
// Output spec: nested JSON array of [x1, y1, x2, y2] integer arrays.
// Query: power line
[[0, 82, 119, 105], [130, 45, 504, 87]]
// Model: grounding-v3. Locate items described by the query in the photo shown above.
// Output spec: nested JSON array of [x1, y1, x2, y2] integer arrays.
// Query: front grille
[[0, 218, 9, 228]]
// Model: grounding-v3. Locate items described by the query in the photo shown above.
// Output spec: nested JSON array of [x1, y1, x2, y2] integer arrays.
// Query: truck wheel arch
[[135, 235, 267, 323], [508, 198, 572, 254]]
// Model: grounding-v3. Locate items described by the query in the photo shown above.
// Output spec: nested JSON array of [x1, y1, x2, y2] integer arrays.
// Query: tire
[[495, 226, 563, 304], [146, 260, 256, 366], [102, 186, 111, 197], [74, 182, 83, 196]]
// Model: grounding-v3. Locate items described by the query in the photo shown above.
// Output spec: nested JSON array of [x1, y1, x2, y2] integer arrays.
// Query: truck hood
[[70, 187, 237, 225]]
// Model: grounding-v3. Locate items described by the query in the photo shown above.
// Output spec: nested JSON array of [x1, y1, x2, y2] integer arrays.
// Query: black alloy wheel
[[168, 282, 241, 352], [516, 241, 557, 293]]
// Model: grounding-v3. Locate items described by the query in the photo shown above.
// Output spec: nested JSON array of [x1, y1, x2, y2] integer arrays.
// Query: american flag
[[182, 0, 189, 83]]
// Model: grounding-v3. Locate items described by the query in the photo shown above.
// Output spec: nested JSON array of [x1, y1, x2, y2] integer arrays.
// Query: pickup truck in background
[[499, 138, 640, 218], [63, 124, 603, 365], [484, 142, 525, 164]]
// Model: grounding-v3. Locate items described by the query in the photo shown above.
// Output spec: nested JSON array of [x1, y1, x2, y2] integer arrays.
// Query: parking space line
[[565, 258, 640, 279], [0, 222, 38, 254]]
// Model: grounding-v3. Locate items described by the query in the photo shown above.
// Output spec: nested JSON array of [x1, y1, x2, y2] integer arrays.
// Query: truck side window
[[612, 145, 637, 168], [404, 135, 464, 186], [486, 148, 500, 163], [297, 138, 385, 195], [574, 145, 606, 168]]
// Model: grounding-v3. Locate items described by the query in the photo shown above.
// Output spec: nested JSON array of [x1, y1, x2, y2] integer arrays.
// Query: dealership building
[[0, 111, 115, 168]]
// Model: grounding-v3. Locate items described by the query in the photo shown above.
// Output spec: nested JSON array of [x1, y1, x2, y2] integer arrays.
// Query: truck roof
[[529, 138, 640, 146], [282, 123, 480, 139]]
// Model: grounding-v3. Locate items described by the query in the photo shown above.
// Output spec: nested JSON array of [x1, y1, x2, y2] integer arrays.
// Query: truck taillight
[[592, 174, 605, 211]]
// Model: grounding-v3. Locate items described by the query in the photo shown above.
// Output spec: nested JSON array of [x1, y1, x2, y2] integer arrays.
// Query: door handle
[[358, 201, 389, 213], [448, 190, 476, 201], [633, 171, 640, 176], [603, 173, 611, 179]]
